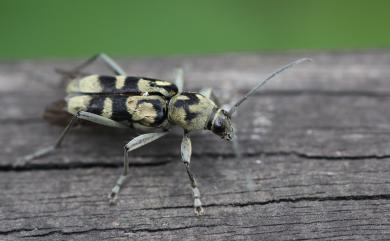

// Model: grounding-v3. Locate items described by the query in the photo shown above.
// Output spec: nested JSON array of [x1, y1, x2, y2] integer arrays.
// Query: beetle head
[[210, 109, 234, 141]]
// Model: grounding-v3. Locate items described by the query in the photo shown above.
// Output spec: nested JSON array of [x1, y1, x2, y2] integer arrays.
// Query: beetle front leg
[[181, 132, 204, 215], [109, 132, 168, 204]]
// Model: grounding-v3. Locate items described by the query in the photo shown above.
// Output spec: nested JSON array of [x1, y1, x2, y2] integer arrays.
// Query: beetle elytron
[[18, 53, 310, 215]]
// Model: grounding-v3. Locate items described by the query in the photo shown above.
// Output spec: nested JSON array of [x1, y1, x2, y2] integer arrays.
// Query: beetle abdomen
[[66, 94, 168, 128]]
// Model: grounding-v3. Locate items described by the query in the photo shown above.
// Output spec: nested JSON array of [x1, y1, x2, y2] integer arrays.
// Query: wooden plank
[[1, 51, 390, 94], [1, 93, 390, 167], [1, 156, 390, 240], [1, 51, 390, 240]]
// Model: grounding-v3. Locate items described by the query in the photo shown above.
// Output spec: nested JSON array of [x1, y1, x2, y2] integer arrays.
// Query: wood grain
[[1, 51, 390, 240]]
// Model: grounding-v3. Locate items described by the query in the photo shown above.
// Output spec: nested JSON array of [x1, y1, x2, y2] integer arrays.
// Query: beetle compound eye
[[221, 109, 228, 115], [212, 116, 226, 136], [213, 118, 225, 134]]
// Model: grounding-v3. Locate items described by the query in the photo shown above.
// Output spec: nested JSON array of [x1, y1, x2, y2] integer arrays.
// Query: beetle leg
[[71, 53, 126, 75], [200, 88, 221, 106], [181, 132, 204, 215], [174, 68, 184, 93], [14, 115, 78, 167], [109, 132, 169, 204], [97, 53, 126, 75], [56, 53, 126, 81], [76, 111, 128, 129], [15, 111, 127, 167], [200, 88, 242, 158]]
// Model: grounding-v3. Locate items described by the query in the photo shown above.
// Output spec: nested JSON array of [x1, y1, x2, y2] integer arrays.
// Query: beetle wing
[[66, 75, 178, 98]]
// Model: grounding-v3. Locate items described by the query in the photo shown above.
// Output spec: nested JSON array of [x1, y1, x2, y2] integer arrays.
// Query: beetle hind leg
[[15, 111, 127, 167], [14, 115, 78, 167]]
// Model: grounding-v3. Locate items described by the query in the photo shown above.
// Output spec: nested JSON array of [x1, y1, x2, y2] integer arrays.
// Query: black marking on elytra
[[174, 92, 200, 121], [140, 77, 156, 81], [86, 95, 105, 115], [137, 99, 167, 126], [99, 76, 117, 93], [148, 80, 178, 96], [111, 95, 133, 121], [123, 76, 141, 93], [79, 75, 177, 98]]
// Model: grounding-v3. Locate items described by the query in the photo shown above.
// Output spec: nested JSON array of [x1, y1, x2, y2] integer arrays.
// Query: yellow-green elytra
[[66, 95, 93, 115], [66, 75, 178, 98], [64, 74, 234, 139], [115, 76, 126, 89], [66, 94, 168, 128], [65, 74, 178, 130], [126, 95, 168, 127]]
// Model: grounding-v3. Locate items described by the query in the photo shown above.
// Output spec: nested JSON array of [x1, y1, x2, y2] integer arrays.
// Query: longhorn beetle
[[17, 53, 311, 215]]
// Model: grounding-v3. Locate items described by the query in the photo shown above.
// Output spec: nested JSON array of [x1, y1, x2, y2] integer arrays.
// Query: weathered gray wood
[[1, 51, 390, 240], [2, 93, 390, 167], [2, 51, 390, 94], [2, 157, 390, 240]]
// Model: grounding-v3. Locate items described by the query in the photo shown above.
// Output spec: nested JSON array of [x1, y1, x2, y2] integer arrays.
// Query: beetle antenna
[[227, 58, 312, 116]]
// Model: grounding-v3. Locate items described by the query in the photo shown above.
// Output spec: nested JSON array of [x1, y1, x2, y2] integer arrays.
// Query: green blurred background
[[0, 0, 389, 60]]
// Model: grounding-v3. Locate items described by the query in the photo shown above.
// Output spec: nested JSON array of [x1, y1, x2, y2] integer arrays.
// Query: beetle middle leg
[[181, 132, 204, 215], [200, 88, 221, 106], [109, 132, 168, 204], [200, 88, 242, 158], [174, 68, 184, 93]]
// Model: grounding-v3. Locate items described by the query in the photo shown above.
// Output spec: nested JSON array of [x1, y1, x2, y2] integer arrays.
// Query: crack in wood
[[0, 159, 172, 172], [3, 224, 224, 237], [2, 193, 390, 237], [134, 193, 390, 212], [2, 52, 390, 240], [2, 151, 389, 172]]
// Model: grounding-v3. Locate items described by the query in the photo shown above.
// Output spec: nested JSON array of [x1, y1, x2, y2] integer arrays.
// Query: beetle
[[17, 53, 310, 215]]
